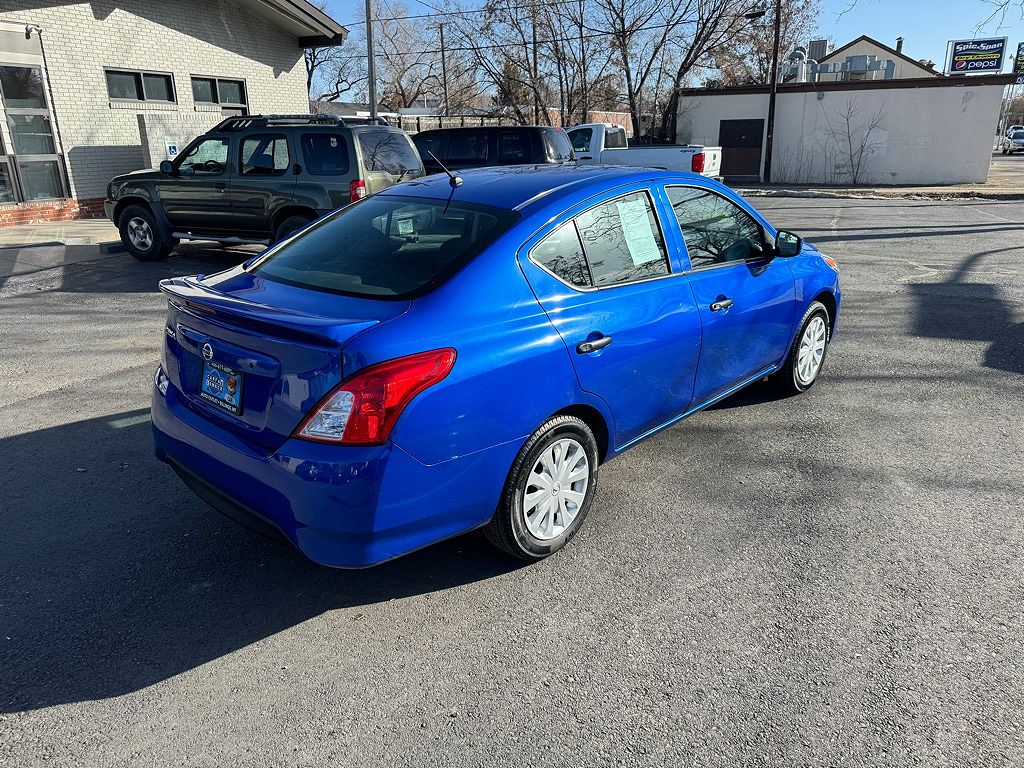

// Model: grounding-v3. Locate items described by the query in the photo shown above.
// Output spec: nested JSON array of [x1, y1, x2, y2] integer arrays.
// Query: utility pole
[[532, 9, 540, 125], [365, 0, 378, 120], [762, 0, 782, 183], [439, 23, 449, 117]]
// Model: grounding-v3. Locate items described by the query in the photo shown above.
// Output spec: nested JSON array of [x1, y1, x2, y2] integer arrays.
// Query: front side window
[[532, 220, 590, 287], [177, 137, 229, 175], [251, 195, 518, 299], [446, 131, 487, 163], [575, 191, 669, 286], [568, 128, 591, 153], [240, 134, 289, 176], [357, 131, 422, 176], [300, 132, 350, 175], [104, 69, 175, 103], [666, 186, 765, 269]]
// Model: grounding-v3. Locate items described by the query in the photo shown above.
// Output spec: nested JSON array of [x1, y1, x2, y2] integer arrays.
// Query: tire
[[772, 300, 832, 396], [273, 214, 313, 244], [118, 204, 172, 262], [484, 415, 600, 562], [1002, 147, 1008, 155]]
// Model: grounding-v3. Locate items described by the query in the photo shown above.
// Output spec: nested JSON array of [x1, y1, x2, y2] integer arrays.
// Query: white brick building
[[0, 0, 345, 225]]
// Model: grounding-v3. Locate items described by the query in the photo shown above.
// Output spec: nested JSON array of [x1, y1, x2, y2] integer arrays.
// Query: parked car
[[1004, 124, 1024, 137], [568, 123, 723, 178], [1000, 130, 1024, 154], [152, 165, 840, 568], [105, 114, 424, 261], [411, 125, 575, 174]]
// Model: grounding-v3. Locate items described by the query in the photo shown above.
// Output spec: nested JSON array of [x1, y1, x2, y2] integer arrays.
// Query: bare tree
[[712, 0, 820, 86], [824, 97, 887, 185], [304, 0, 366, 101]]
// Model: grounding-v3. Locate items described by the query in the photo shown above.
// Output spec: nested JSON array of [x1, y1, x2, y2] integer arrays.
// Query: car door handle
[[576, 335, 612, 354], [710, 297, 734, 312], [215, 182, 227, 191]]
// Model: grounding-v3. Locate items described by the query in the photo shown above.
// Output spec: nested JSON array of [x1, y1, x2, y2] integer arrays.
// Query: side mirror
[[775, 230, 803, 257], [159, 160, 175, 175]]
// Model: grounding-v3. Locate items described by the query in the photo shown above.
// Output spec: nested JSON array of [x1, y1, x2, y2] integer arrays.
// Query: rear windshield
[[357, 130, 423, 176], [541, 128, 574, 162], [250, 195, 518, 299]]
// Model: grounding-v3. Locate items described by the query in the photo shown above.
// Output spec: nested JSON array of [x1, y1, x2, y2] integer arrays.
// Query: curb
[[734, 188, 1024, 202]]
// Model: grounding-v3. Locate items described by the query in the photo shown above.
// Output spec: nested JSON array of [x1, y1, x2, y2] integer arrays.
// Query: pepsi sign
[[947, 37, 1007, 74]]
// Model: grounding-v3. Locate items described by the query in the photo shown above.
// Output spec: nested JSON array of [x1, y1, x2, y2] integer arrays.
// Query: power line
[[333, 0, 596, 28]]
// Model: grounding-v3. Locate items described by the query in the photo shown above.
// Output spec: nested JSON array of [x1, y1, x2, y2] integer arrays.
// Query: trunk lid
[[159, 266, 409, 451]]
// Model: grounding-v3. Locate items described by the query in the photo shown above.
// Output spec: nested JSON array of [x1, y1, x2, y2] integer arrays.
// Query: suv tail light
[[294, 348, 456, 445], [691, 152, 705, 174], [349, 178, 367, 202]]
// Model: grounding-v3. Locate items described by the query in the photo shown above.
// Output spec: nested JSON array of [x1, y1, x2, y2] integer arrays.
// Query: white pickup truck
[[568, 123, 722, 178]]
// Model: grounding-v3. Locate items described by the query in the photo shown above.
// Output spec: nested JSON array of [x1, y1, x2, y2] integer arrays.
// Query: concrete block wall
[[0, 0, 310, 200]]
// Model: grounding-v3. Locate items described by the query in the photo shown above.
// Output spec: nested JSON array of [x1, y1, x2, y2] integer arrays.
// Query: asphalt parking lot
[[1, 196, 1022, 766]]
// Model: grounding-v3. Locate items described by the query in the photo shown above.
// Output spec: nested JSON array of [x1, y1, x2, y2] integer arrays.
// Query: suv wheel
[[119, 205, 172, 262], [273, 214, 313, 244]]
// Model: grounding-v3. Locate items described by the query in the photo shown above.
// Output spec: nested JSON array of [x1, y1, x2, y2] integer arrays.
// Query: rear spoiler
[[159, 276, 379, 347]]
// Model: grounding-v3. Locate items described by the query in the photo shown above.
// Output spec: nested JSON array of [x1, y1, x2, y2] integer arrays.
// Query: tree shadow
[[0, 412, 521, 713]]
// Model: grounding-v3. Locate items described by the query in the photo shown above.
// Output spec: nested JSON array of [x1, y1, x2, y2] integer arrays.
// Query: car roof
[[377, 165, 708, 212], [415, 126, 555, 135]]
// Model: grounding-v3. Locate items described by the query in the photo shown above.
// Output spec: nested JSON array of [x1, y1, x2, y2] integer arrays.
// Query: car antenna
[[427, 151, 462, 188]]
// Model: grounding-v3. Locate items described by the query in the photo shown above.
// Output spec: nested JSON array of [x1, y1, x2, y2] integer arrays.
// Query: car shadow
[[0, 411, 522, 713]]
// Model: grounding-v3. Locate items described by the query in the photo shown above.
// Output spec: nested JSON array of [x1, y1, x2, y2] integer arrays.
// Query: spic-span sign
[[946, 37, 1008, 74]]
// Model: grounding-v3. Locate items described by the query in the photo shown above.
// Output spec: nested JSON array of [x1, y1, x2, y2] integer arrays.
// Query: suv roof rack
[[213, 113, 391, 131]]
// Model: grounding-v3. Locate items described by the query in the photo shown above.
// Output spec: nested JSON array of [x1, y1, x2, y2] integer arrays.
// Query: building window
[[104, 68, 176, 103], [0, 63, 68, 201], [191, 76, 248, 114]]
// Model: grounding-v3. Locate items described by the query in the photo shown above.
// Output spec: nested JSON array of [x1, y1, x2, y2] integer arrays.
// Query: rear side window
[[532, 221, 590, 287], [541, 128, 574, 162], [575, 192, 669, 286], [250, 195, 518, 299], [300, 132, 350, 175], [498, 130, 531, 163], [666, 186, 765, 269], [604, 128, 628, 149], [413, 132, 447, 162], [447, 131, 488, 163], [357, 130, 422, 176], [240, 133, 289, 176]]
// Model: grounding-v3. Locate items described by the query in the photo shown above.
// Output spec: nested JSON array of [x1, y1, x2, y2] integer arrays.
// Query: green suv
[[104, 114, 424, 261]]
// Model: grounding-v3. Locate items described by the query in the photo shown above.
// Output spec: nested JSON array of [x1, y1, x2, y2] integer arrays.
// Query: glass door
[[0, 64, 67, 201]]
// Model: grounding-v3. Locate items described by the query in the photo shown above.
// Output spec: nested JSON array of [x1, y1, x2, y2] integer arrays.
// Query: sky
[[322, 0, 1024, 73]]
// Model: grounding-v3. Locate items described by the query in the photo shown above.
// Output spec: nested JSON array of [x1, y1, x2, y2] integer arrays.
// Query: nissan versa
[[152, 165, 840, 567]]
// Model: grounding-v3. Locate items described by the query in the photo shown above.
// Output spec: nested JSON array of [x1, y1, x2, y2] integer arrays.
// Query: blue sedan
[[152, 165, 840, 567]]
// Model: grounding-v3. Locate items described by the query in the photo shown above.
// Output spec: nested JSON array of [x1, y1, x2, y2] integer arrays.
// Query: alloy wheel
[[127, 216, 154, 251]]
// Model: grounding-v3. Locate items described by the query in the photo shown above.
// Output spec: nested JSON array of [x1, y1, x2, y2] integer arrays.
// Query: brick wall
[[0, 197, 105, 226], [2, 0, 310, 202]]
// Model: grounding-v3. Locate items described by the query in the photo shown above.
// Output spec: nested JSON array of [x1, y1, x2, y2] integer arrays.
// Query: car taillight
[[691, 152, 705, 174], [349, 178, 367, 202], [294, 348, 457, 445]]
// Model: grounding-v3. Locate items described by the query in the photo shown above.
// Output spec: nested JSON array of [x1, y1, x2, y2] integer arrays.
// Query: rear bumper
[[152, 378, 519, 568]]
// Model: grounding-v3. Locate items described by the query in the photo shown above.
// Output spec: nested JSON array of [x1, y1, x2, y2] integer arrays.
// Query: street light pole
[[365, 0, 378, 120], [439, 23, 449, 117], [762, 0, 781, 183]]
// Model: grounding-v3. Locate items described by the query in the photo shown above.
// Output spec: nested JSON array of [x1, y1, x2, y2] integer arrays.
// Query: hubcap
[[522, 437, 589, 541], [127, 217, 154, 251], [796, 315, 828, 385]]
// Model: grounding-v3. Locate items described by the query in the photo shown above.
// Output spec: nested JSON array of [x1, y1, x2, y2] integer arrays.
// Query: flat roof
[[680, 73, 1019, 98]]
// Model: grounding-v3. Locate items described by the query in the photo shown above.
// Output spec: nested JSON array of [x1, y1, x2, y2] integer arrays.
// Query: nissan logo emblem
[[202, 342, 214, 361]]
